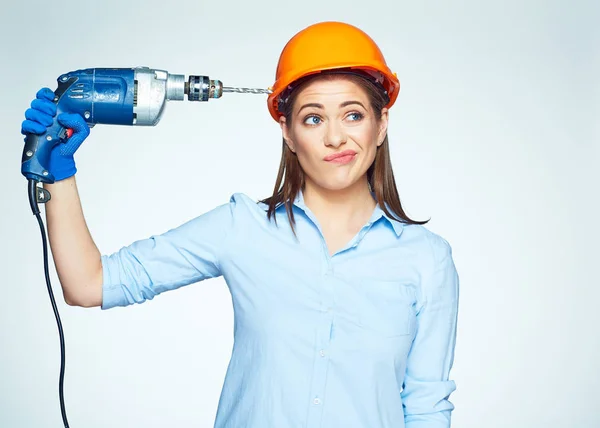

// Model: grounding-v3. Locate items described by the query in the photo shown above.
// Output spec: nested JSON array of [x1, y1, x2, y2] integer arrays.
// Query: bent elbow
[[64, 294, 77, 306], [64, 296, 101, 308], [63, 278, 103, 308], [64, 293, 99, 308]]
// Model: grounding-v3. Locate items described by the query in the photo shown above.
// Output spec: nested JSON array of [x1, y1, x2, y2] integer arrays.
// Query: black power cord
[[28, 179, 70, 428]]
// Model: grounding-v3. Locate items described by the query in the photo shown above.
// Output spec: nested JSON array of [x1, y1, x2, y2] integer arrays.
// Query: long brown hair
[[260, 72, 429, 233]]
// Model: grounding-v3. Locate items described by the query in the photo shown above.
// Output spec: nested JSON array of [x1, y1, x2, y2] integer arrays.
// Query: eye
[[347, 112, 364, 121], [303, 115, 322, 125]]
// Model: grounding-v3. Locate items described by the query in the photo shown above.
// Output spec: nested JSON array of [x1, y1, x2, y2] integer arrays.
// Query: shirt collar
[[371, 202, 405, 237], [289, 189, 404, 237]]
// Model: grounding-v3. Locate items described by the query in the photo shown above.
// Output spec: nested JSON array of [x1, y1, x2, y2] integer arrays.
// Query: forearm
[[43, 176, 102, 307]]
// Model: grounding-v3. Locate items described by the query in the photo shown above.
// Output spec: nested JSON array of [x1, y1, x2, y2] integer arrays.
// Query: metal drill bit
[[223, 86, 273, 94]]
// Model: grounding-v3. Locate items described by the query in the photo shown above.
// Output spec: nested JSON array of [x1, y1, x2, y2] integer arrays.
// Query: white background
[[1, 0, 598, 427]]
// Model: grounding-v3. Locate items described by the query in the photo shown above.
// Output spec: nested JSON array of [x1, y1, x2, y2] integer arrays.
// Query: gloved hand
[[21, 88, 90, 181]]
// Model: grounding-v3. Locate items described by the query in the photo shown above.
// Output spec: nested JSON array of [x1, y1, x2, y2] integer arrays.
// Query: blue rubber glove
[[21, 88, 90, 181]]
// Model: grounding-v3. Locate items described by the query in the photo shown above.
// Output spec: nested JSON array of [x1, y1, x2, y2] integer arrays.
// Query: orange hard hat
[[267, 21, 400, 122]]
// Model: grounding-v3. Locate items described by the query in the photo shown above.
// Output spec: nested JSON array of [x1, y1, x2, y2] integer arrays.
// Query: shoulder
[[223, 192, 270, 224], [227, 192, 268, 212], [404, 224, 458, 302], [186, 193, 265, 226], [227, 192, 255, 207], [400, 223, 453, 266]]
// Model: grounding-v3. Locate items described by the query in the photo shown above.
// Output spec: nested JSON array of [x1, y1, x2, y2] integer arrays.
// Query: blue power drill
[[21, 66, 229, 185]]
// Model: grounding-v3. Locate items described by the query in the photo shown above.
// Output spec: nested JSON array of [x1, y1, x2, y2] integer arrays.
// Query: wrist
[[49, 150, 77, 182], [52, 165, 77, 182]]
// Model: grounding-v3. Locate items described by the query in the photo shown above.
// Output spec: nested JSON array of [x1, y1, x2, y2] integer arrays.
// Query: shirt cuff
[[100, 254, 127, 310]]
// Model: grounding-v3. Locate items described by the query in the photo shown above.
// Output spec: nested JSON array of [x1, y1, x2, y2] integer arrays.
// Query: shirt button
[[313, 398, 321, 405], [319, 350, 326, 357]]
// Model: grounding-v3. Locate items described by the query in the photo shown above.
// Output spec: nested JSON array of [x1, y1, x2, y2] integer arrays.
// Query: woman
[[21, 21, 459, 428]]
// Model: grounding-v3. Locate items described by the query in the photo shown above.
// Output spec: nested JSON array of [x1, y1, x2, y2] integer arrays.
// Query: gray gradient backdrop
[[1, 0, 598, 427]]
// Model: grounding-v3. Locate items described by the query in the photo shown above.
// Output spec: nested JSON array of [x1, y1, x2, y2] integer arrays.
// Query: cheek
[[295, 148, 321, 176], [348, 125, 379, 151], [353, 128, 381, 170], [291, 132, 322, 162]]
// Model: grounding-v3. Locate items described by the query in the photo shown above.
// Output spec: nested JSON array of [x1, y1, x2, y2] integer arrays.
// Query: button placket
[[306, 253, 335, 426]]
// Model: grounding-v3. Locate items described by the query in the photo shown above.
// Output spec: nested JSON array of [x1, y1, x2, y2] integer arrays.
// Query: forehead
[[294, 77, 369, 103]]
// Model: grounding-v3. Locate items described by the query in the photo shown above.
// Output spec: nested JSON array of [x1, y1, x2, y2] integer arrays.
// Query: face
[[280, 77, 388, 193]]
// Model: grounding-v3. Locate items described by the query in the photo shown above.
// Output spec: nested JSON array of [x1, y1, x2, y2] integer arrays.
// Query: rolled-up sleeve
[[101, 198, 237, 310], [401, 235, 460, 427]]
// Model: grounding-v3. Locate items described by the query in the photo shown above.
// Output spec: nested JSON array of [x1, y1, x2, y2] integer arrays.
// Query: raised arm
[[22, 88, 102, 307]]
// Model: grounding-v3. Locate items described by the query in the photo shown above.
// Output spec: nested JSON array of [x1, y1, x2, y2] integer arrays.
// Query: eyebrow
[[297, 100, 367, 114]]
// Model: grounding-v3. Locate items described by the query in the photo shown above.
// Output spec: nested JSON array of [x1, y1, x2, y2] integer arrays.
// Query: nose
[[324, 120, 346, 148]]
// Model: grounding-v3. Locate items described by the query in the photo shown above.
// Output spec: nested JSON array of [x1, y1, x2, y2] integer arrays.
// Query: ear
[[279, 116, 296, 153], [376, 107, 389, 146]]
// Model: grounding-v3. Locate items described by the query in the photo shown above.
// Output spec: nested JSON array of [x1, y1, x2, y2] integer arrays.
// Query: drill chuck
[[185, 75, 223, 101]]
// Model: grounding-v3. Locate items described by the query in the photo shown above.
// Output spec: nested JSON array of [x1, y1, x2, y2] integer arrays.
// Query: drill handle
[[21, 122, 72, 183], [21, 77, 79, 183]]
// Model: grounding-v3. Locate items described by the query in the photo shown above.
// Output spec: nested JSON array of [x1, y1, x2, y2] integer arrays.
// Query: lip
[[324, 150, 357, 162]]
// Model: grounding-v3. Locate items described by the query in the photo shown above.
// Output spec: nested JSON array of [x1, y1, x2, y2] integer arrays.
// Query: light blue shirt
[[101, 191, 459, 428]]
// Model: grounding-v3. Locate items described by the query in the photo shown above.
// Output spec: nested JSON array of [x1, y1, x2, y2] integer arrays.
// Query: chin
[[313, 177, 359, 192]]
